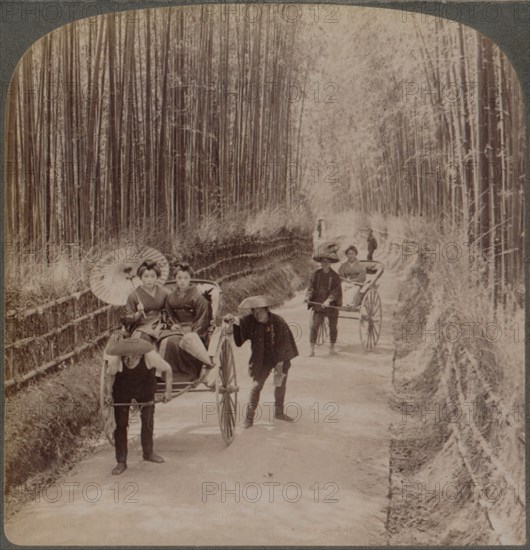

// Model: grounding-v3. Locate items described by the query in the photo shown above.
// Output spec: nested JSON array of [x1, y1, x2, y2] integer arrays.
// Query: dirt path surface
[[5, 273, 398, 546]]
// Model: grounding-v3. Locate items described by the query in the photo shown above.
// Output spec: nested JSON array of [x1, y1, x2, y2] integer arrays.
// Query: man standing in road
[[104, 338, 172, 475], [316, 218, 324, 239], [306, 244, 342, 357], [367, 229, 378, 261], [224, 296, 299, 429]]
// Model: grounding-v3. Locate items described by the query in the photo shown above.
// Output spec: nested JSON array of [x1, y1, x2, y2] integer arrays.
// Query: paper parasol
[[179, 332, 212, 366], [89, 244, 170, 305]]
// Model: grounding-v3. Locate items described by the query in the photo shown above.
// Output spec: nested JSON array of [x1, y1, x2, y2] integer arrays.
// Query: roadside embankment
[[294, 208, 524, 544], [387, 232, 525, 545]]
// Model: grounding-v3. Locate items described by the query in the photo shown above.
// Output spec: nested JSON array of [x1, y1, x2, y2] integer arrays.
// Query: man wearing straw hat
[[306, 242, 343, 357], [224, 296, 299, 429], [104, 338, 173, 475]]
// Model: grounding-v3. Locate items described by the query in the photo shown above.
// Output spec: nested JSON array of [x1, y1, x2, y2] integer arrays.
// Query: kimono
[[338, 260, 367, 306], [160, 286, 210, 379], [122, 285, 169, 341], [338, 259, 366, 283]]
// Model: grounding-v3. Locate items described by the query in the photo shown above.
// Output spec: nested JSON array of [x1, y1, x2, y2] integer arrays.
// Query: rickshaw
[[99, 279, 238, 446], [310, 260, 384, 351]]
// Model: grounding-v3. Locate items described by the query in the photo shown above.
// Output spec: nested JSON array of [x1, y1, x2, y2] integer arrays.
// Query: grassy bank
[[5, 205, 312, 311], [386, 224, 524, 544], [4, 356, 103, 518]]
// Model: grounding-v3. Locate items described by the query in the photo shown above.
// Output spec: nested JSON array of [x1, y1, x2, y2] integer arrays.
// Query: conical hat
[[238, 295, 275, 310], [313, 252, 340, 263], [313, 241, 340, 263], [178, 332, 212, 366], [106, 338, 154, 356]]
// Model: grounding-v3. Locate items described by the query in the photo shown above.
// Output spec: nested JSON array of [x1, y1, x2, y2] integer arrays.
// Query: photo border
[[1, 1, 528, 548]]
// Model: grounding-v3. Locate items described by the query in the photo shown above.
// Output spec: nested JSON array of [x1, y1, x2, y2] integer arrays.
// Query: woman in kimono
[[161, 263, 210, 379], [338, 245, 366, 308], [122, 260, 169, 343]]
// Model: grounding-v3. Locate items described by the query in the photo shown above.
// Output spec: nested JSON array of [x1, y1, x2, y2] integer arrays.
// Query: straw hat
[[313, 252, 340, 263], [238, 295, 275, 310], [313, 241, 340, 263], [105, 338, 154, 356]]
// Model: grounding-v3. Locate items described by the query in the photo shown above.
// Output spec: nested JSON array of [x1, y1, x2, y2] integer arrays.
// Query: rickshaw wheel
[[315, 313, 330, 346], [100, 361, 115, 446], [359, 288, 382, 351], [215, 332, 238, 446]]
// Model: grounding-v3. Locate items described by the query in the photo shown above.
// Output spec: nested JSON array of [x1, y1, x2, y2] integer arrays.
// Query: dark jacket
[[306, 268, 343, 309], [234, 312, 299, 378]]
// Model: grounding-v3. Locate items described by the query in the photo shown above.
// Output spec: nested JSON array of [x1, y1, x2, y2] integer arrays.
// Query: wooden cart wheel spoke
[[373, 294, 382, 345], [222, 396, 236, 438], [315, 314, 329, 346], [215, 336, 238, 446], [226, 365, 237, 386], [359, 288, 382, 351], [371, 320, 381, 340], [226, 404, 236, 435], [369, 326, 377, 348], [367, 325, 374, 350], [370, 310, 382, 346]]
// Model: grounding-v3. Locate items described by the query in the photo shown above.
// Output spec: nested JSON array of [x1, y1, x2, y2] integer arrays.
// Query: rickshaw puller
[[306, 245, 343, 356], [225, 296, 299, 429], [104, 339, 172, 475]]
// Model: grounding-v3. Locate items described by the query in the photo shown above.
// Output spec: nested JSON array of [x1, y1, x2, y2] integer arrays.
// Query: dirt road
[[5, 273, 398, 546]]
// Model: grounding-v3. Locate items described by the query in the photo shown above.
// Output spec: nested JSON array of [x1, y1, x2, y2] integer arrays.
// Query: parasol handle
[[130, 280, 147, 319]]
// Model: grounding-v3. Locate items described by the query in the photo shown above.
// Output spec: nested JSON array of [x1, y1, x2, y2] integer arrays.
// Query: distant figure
[[316, 218, 324, 239], [367, 229, 378, 261]]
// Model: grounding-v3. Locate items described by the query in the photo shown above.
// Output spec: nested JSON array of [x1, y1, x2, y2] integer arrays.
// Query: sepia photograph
[[2, 1, 527, 546]]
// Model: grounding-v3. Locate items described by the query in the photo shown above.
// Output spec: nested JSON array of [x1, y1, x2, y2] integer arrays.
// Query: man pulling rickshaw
[[224, 296, 299, 428], [306, 240, 384, 354], [92, 245, 240, 469]]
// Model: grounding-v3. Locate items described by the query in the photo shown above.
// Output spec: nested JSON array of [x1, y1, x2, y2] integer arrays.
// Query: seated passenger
[[122, 260, 169, 343], [160, 262, 210, 379], [338, 245, 366, 308]]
